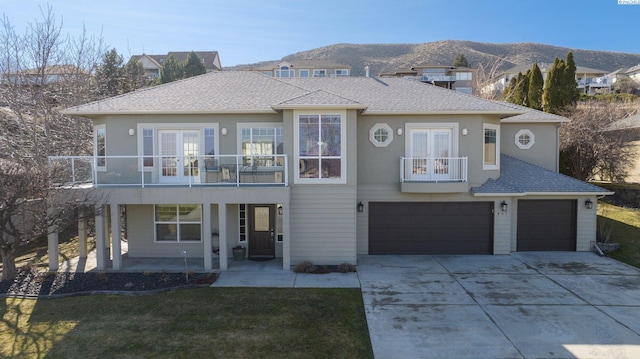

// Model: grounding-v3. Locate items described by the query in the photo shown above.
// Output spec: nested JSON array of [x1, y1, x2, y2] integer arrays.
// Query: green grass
[[1, 288, 373, 359], [598, 201, 640, 268]]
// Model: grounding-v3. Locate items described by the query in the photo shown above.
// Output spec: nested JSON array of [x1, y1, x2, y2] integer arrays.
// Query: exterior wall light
[[462, 128, 468, 136], [128, 128, 135, 136], [396, 128, 403, 136], [357, 201, 364, 213], [585, 199, 593, 209], [277, 204, 283, 216], [221, 127, 228, 136], [500, 201, 508, 212]]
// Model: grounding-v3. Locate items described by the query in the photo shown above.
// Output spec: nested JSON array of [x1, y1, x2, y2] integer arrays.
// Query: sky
[[1, 0, 639, 67]]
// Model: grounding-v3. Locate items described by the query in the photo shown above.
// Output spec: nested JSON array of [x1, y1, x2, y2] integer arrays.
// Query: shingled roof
[[473, 155, 612, 196], [63, 71, 524, 116]]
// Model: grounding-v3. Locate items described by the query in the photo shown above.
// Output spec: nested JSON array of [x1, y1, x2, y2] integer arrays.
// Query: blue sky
[[1, 0, 638, 66]]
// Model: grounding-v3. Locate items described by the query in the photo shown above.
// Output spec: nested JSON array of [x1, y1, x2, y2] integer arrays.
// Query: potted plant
[[232, 245, 246, 261]]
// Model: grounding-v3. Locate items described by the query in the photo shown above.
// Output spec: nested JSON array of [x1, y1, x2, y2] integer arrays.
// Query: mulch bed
[[0, 270, 218, 298]]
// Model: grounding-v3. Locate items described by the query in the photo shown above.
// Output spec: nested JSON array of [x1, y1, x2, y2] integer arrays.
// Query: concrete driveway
[[358, 252, 640, 359]]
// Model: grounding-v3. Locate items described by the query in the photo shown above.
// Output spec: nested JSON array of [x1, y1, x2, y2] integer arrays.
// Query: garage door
[[369, 202, 494, 254], [517, 200, 577, 251]]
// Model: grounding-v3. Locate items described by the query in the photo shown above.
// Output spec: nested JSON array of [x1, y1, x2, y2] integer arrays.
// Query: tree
[[96, 48, 124, 97], [183, 51, 207, 78], [453, 53, 469, 67], [473, 56, 509, 99], [562, 51, 579, 107], [513, 71, 530, 107], [160, 55, 183, 84], [543, 57, 565, 114], [528, 62, 544, 110], [123, 57, 148, 92], [0, 5, 105, 280], [559, 101, 636, 181]]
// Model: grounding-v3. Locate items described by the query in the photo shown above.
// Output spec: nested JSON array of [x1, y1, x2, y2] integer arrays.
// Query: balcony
[[48, 155, 288, 188], [420, 75, 456, 82], [400, 157, 468, 193]]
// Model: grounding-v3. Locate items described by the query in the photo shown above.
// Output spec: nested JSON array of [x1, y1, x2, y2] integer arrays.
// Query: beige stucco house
[[48, 71, 610, 272]]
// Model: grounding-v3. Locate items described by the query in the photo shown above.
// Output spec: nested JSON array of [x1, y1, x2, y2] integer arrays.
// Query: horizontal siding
[[290, 185, 356, 265], [494, 199, 511, 255], [577, 196, 597, 251]]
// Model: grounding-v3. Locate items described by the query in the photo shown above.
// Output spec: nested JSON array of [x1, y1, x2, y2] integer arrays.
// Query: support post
[[47, 226, 59, 272], [218, 204, 228, 270], [78, 209, 88, 258], [95, 205, 106, 270], [282, 202, 291, 270], [110, 204, 122, 270], [202, 204, 212, 270]]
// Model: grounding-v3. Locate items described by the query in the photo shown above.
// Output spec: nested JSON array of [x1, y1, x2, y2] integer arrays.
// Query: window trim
[[153, 204, 203, 243], [404, 123, 459, 157], [483, 123, 500, 170], [298, 69, 309, 78], [294, 110, 347, 184], [515, 129, 535, 150], [335, 69, 350, 76], [94, 124, 106, 172], [312, 69, 326, 77], [369, 123, 393, 147]]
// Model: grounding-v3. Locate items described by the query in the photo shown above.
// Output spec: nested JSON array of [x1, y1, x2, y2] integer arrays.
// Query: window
[[335, 69, 349, 76], [94, 124, 106, 170], [155, 204, 202, 242], [515, 129, 535, 149], [455, 72, 472, 80], [240, 126, 284, 166], [313, 69, 326, 77], [142, 128, 154, 167], [296, 112, 345, 183], [299, 69, 309, 78], [369, 123, 393, 147], [275, 66, 294, 78], [406, 124, 457, 181], [239, 204, 246, 243], [456, 87, 473, 94], [483, 124, 500, 170], [204, 128, 216, 168]]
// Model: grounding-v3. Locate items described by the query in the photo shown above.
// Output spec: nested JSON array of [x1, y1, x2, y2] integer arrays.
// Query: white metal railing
[[420, 75, 456, 82], [48, 154, 288, 188], [400, 157, 467, 183]]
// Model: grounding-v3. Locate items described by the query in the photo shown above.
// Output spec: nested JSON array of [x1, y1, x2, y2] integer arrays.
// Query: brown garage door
[[517, 200, 577, 251], [368, 202, 494, 255]]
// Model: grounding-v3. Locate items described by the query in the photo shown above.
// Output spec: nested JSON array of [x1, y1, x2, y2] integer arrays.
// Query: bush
[[293, 261, 317, 273], [337, 263, 356, 273]]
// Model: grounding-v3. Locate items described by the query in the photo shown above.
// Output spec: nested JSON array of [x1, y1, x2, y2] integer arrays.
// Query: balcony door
[[158, 130, 200, 184], [410, 128, 452, 180]]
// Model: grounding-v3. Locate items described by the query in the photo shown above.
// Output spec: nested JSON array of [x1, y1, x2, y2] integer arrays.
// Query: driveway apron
[[358, 253, 640, 359]]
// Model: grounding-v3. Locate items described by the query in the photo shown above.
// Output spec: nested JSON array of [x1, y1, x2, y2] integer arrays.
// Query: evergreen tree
[[562, 51, 579, 106], [160, 55, 183, 84], [528, 62, 544, 110], [502, 76, 518, 102], [543, 57, 565, 114], [453, 53, 469, 67], [514, 71, 530, 107], [96, 48, 124, 97], [123, 58, 147, 93], [183, 51, 207, 78]]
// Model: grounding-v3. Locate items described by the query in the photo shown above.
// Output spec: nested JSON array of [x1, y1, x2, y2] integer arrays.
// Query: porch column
[[78, 209, 88, 258], [202, 204, 212, 270], [110, 204, 122, 270], [218, 204, 228, 270], [282, 203, 291, 270], [105, 205, 111, 260], [47, 225, 59, 272], [95, 205, 106, 270]]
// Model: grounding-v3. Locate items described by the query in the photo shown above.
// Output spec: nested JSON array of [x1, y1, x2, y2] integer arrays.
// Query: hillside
[[228, 40, 640, 77]]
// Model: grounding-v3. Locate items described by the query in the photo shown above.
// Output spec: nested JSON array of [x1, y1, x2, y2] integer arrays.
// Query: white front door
[[410, 128, 452, 180], [158, 130, 200, 184]]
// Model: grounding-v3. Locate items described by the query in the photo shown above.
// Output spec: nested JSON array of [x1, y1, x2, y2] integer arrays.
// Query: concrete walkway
[[359, 252, 640, 359]]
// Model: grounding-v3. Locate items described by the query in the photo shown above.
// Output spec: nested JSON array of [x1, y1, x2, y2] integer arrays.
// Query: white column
[[202, 204, 212, 270], [47, 226, 59, 272], [218, 204, 228, 270], [282, 203, 291, 270], [78, 209, 88, 258], [110, 204, 122, 270], [95, 206, 106, 270], [105, 205, 111, 260]]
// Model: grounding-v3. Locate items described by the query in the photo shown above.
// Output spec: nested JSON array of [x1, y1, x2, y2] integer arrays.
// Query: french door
[[158, 130, 200, 184], [410, 128, 453, 180]]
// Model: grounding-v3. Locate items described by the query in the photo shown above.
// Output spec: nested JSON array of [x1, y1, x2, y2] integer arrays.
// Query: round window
[[515, 129, 535, 149], [369, 123, 393, 147]]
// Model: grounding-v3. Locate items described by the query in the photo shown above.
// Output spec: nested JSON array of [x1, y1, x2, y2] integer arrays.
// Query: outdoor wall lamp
[[585, 199, 593, 209], [500, 201, 508, 212], [128, 128, 135, 136], [277, 204, 283, 216], [396, 128, 403, 136], [221, 127, 228, 136], [357, 201, 364, 213], [461, 128, 468, 136]]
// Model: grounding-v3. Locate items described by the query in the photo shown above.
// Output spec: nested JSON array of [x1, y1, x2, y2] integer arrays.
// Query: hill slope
[[229, 40, 640, 77]]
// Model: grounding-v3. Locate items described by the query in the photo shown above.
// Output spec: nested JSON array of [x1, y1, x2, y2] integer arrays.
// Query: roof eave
[[473, 191, 613, 197], [61, 109, 279, 116], [271, 104, 367, 111], [361, 110, 525, 116]]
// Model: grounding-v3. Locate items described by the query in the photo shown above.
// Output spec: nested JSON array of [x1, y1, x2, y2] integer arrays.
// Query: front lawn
[[1, 288, 373, 359], [598, 201, 640, 268]]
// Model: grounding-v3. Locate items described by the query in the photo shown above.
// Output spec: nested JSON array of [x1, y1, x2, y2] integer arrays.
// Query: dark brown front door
[[248, 204, 276, 258]]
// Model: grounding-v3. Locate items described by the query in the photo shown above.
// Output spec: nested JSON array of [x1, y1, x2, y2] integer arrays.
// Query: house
[[380, 65, 475, 94], [48, 71, 611, 272], [129, 51, 222, 79], [626, 64, 640, 83], [255, 60, 351, 78], [2, 65, 90, 85]]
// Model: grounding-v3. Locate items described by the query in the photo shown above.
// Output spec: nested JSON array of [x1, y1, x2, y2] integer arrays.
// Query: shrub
[[337, 263, 356, 273], [293, 261, 317, 273]]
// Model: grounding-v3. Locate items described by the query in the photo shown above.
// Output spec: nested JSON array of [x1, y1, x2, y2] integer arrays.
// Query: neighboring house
[[256, 60, 351, 78], [605, 112, 640, 183], [129, 51, 222, 79], [2, 65, 90, 85], [380, 65, 475, 94], [49, 71, 611, 272], [489, 63, 608, 95], [626, 64, 640, 83]]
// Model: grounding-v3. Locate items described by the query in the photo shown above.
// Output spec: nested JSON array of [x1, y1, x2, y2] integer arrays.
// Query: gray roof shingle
[[473, 155, 612, 195], [495, 101, 569, 123]]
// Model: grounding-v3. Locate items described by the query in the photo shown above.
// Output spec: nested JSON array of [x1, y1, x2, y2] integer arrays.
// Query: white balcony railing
[[48, 154, 288, 188], [420, 75, 456, 82], [400, 157, 467, 183]]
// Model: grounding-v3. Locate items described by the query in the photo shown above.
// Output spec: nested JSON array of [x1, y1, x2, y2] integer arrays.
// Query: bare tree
[[559, 101, 638, 182], [0, 5, 105, 280], [472, 55, 509, 99]]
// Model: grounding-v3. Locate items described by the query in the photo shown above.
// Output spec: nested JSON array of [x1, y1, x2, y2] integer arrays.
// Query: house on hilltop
[[47, 72, 610, 272], [129, 51, 222, 79], [255, 59, 351, 78], [380, 64, 475, 94]]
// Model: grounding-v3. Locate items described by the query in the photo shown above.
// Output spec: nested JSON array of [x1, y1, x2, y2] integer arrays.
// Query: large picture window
[[483, 124, 500, 170], [297, 113, 344, 182], [155, 204, 202, 242]]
